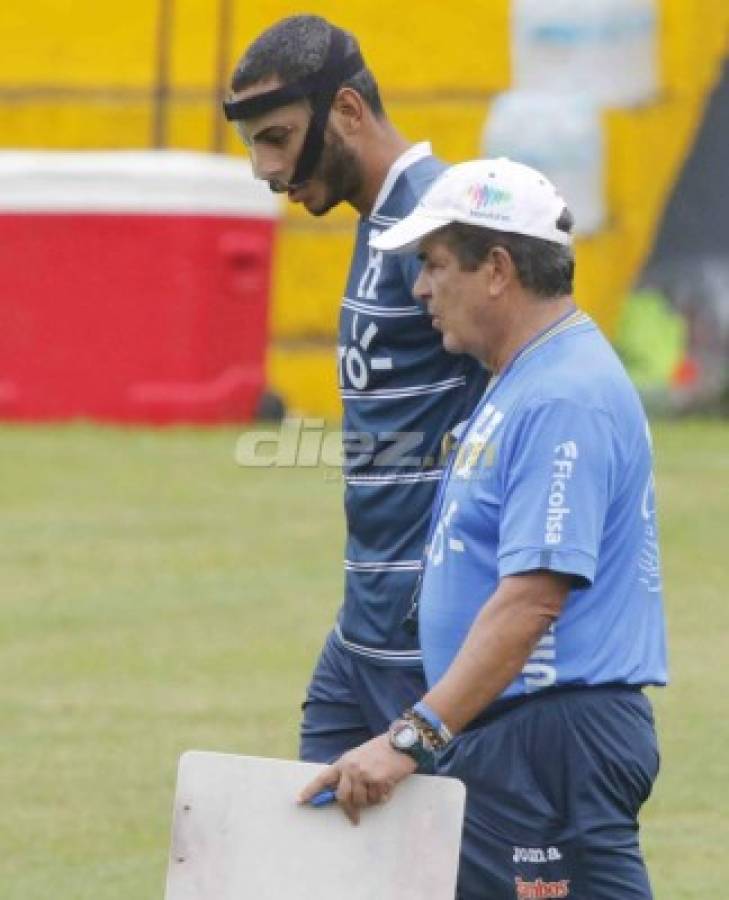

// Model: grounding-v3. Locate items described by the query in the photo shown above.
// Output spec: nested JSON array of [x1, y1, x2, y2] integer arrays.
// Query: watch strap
[[388, 719, 436, 775]]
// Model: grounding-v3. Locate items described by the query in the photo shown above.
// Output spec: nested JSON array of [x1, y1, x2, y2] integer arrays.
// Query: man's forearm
[[422, 572, 569, 735]]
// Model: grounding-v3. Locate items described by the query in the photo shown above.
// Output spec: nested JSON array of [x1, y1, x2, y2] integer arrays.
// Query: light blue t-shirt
[[419, 310, 668, 697]]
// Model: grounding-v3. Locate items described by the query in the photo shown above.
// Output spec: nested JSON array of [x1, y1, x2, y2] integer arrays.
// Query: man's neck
[[349, 121, 412, 217], [487, 295, 576, 375]]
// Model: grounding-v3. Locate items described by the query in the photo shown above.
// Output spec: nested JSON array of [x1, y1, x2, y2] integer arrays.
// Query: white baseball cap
[[370, 157, 573, 254]]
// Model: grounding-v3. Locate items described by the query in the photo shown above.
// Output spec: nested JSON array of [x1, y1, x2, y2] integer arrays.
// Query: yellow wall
[[2, 0, 727, 417]]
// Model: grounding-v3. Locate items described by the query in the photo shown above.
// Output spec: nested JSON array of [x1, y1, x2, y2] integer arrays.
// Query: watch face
[[392, 722, 418, 750]]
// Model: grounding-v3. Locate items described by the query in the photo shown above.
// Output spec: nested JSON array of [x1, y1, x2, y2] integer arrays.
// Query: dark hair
[[231, 15, 384, 117], [438, 220, 575, 298]]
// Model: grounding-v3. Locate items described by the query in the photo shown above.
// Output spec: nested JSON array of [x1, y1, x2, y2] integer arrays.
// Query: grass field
[[1, 418, 727, 898]]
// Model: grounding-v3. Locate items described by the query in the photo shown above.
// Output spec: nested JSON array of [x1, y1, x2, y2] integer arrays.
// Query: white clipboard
[[165, 751, 466, 899]]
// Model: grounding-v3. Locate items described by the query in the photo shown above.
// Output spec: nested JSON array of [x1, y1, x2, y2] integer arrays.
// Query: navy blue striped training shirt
[[335, 143, 488, 663]]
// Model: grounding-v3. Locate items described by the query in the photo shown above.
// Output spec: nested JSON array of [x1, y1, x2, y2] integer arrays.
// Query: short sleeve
[[497, 399, 615, 585]]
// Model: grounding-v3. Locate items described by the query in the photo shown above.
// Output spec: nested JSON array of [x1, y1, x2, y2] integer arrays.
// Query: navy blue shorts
[[438, 685, 660, 900], [299, 630, 427, 763]]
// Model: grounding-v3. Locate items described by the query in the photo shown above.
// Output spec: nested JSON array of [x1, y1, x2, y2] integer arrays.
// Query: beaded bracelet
[[402, 708, 450, 753], [413, 700, 453, 745]]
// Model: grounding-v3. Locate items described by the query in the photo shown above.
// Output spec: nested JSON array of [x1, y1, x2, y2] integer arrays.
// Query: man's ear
[[484, 246, 515, 297], [332, 87, 365, 135]]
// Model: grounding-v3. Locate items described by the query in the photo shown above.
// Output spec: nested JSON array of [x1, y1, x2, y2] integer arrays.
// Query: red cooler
[[0, 151, 280, 423]]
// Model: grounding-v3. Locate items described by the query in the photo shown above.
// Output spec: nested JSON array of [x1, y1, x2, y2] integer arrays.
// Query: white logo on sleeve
[[544, 441, 578, 546]]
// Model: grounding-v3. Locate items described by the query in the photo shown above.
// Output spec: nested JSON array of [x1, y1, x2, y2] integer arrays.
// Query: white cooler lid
[[0, 150, 281, 217]]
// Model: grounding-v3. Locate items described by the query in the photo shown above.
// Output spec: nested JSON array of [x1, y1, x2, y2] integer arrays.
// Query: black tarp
[[647, 60, 729, 265]]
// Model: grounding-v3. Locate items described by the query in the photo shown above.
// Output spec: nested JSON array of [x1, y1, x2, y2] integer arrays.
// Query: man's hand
[[297, 734, 417, 825]]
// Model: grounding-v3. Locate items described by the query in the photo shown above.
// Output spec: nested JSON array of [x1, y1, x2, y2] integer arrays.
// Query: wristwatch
[[388, 718, 436, 774]]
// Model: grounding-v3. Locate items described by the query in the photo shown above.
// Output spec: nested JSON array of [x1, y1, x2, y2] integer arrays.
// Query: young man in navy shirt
[[225, 18, 487, 763]]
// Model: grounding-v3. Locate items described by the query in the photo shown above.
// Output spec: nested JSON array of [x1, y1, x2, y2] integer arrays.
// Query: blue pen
[[309, 789, 337, 807]]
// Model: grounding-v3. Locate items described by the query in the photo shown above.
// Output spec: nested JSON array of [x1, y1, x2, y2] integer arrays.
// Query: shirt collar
[[370, 142, 432, 218]]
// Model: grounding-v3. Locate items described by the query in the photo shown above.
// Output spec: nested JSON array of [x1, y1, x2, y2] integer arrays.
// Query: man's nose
[[250, 149, 284, 183], [413, 268, 431, 302]]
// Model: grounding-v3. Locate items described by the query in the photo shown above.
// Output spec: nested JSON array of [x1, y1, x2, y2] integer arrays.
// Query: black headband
[[223, 28, 365, 186]]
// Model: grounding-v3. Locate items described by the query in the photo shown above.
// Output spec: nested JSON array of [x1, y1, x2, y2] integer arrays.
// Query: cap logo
[[466, 183, 512, 213]]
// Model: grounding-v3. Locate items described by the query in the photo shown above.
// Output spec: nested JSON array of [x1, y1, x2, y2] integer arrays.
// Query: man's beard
[[305, 127, 364, 216]]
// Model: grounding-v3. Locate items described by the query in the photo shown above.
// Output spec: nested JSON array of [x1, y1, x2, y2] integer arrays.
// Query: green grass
[[0, 419, 727, 898]]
